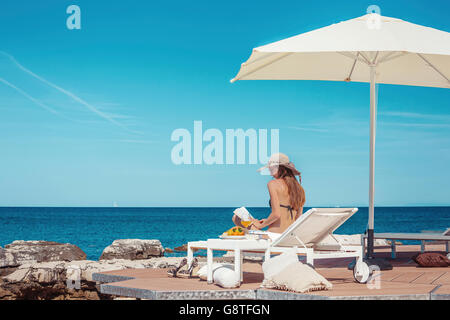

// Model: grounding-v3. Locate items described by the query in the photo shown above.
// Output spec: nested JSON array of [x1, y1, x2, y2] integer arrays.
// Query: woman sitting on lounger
[[232, 153, 305, 241]]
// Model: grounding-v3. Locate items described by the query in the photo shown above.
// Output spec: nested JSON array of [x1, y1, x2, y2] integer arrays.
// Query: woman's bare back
[[232, 175, 303, 234], [267, 179, 301, 233]]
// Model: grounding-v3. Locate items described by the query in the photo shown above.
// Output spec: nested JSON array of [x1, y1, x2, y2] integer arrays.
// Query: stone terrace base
[[93, 244, 450, 300]]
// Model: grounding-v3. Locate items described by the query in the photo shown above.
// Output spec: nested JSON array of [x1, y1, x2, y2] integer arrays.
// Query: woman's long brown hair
[[276, 165, 305, 212]]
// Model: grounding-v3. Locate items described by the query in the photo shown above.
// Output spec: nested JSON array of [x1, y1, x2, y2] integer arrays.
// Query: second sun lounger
[[361, 229, 450, 259]]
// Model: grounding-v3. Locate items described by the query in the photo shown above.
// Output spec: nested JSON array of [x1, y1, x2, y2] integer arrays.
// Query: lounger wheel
[[353, 261, 371, 284]]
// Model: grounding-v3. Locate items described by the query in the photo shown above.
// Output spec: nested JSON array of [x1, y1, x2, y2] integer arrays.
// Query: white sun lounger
[[265, 208, 362, 263], [187, 207, 370, 284], [362, 228, 450, 259]]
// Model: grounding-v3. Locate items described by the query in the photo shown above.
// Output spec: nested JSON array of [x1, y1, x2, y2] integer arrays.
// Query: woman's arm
[[252, 180, 281, 229]]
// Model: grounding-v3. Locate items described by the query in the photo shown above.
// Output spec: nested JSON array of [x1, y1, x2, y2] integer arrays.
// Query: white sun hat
[[257, 153, 301, 176]]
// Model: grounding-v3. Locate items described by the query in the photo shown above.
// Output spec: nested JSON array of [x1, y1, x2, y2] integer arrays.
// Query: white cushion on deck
[[261, 262, 332, 293], [262, 248, 298, 280]]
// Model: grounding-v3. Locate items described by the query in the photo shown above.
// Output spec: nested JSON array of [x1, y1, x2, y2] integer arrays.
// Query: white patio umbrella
[[231, 14, 450, 259]]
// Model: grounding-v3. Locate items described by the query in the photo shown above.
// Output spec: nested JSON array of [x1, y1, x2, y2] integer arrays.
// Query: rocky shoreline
[[0, 235, 390, 300], [0, 239, 186, 300]]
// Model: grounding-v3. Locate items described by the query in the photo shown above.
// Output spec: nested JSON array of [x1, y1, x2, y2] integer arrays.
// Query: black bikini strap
[[280, 204, 295, 220], [269, 200, 295, 220]]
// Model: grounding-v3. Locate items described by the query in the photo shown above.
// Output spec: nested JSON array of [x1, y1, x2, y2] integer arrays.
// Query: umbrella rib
[[338, 52, 369, 65], [230, 52, 293, 82], [416, 53, 450, 84], [377, 51, 398, 64], [345, 52, 360, 81], [240, 52, 277, 67], [372, 51, 380, 64], [359, 52, 372, 65], [377, 51, 409, 65]]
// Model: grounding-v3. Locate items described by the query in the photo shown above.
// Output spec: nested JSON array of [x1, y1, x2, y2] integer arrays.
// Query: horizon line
[[1, 205, 450, 208]]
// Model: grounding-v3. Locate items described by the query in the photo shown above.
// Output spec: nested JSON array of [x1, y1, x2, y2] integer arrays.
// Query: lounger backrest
[[272, 208, 358, 248]]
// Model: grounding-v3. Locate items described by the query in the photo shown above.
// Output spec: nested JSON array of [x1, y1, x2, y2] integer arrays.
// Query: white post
[[306, 248, 314, 266], [235, 249, 242, 285], [187, 243, 193, 268], [367, 64, 377, 258], [264, 249, 271, 262], [207, 247, 213, 284]]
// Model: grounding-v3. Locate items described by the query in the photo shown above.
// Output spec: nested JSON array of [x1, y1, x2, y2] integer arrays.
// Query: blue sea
[[0, 207, 449, 260]]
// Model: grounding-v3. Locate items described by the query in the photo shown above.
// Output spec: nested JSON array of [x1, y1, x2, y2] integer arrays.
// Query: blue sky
[[0, 0, 449, 207]]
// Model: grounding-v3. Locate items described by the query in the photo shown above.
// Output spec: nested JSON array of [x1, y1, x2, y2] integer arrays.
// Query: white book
[[233, 207, 254, 221]]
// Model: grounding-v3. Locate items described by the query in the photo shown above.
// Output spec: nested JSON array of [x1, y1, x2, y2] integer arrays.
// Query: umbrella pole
[[367, 65, 376, 259], [362, 65, 392, 270]]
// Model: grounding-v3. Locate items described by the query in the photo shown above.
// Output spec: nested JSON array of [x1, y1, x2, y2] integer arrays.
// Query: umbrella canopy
[[231, 13, 450, 258], [231, 14, 450, 88]]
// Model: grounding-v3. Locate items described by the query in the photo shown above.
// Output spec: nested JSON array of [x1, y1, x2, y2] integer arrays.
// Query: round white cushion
[[213, 266, 239, 288], [197, 263, 233, 281]]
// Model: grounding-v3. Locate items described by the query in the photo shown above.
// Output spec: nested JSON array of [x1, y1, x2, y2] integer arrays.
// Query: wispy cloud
[[286, 126, 329, 133], [117, 139, 157, 144], [378, 111, 450, 130], [380, 122, 450, 129], [379, 111, 450, 121], [0, 51, 141, 135], [0, 77, 78, 123]]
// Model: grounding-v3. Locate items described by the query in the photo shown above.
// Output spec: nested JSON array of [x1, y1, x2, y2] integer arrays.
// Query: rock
[[4, 267, 31, 283], [0, 287, 13, 299], [174, 244, 188, 252], [173, 244, 199, 252], [99, 239, 164, 260], [3, 258, 186, 284], [165, 248, 174, 253], [0, 280, 13, 299], [0, 238, 183, 300], [0, 247, 18, 268], [0, 267, 17, 278], [1, 257, 185, 300], [0, 241, 86, 268], [3, 261, 67, 284]]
